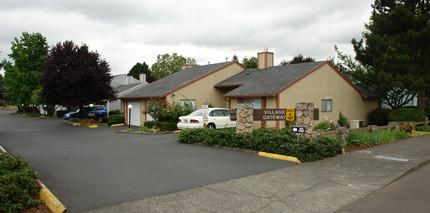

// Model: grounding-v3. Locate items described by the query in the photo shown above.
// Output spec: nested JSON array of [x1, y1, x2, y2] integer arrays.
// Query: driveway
[[0, 111, 295, 212]]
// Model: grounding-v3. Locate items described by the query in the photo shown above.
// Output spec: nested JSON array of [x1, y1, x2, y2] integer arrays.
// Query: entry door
[[128, 102, 141, 126]]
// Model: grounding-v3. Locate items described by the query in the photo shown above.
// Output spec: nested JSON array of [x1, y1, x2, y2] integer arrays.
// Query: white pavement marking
[[374, 155, 410, 162]]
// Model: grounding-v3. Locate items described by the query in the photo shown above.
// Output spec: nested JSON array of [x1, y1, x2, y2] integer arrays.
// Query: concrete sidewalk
[[84, 135, 430, 213]]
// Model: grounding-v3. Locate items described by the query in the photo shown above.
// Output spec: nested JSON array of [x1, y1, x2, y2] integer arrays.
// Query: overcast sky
[[0, 0, 374, 76]]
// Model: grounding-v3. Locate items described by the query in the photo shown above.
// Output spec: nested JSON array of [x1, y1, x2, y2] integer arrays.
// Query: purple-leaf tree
[[41, 41, 116, 115]]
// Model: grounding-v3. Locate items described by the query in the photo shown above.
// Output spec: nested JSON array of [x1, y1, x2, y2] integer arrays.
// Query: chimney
[[139, 73, 146, 83], [181, 64, 194, 70], [126, 76, 133, 85], [257, 48, 274, 70]]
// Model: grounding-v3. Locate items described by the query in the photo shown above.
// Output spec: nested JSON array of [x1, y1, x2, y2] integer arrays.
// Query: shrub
[[0, 99, 7, 106], [139, 125, 158, 133], [101, 116, 109, 123], [416, 126, 430, 132], [107, 115, 124, 126], [17, 106, 35, 113], [368, 108, 392, 126], [337, 111, 349, 127], [400, 123, 413, 133], [144, 121, 177, 132], [388, 108, 425, 122], [108, 109, 122, 116], [0, 153, 40, 212], [56, 110, 68, 118], [348, 130, 409, 146], [315, 121, 335, 131], [178, 128, 343, 162], [69, 118, 79, 123], [143, 99, 195, 123]]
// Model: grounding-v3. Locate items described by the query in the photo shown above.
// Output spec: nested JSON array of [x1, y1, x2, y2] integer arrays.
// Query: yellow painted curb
[[39, 185, 66, 213], [258, 152, 301, 164], [173, 130, 181, 133], [111, 123, 124, 127], [88, 124, 98, 128]]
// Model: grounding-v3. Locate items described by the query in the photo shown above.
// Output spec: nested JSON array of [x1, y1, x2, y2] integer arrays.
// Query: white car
[[177, 108, 236, 129]]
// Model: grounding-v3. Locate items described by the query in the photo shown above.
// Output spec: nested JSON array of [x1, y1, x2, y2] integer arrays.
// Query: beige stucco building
[[120, 51, 381, 128]]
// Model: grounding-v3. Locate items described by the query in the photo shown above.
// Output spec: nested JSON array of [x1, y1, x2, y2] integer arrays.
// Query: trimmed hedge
[[178, 128, 343, 162], [144, 121, 177, 132], [368, 108, 392, 126], [388, 108, 425, 122], [0, 153, 40, 212], [56, 110, 68, 118], [107, 115, 124, 126], [108, 109, 122, 116]]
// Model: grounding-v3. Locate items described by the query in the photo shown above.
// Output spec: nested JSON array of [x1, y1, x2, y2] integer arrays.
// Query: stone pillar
[[335, 127, 349, 145], [295, 103, 314, 138], [236, 103, 254, 134], [368, 125, 378, 133]]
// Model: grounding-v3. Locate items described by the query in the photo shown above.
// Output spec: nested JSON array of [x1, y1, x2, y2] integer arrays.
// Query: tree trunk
[[417, 90, 426, 112]]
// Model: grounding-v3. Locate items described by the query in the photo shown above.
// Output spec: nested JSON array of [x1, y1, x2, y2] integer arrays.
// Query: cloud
[[0, 0, 373, 75]]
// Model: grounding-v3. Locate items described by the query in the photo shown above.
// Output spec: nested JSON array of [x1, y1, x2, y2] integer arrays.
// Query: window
[[221, 109, 230, 116], [321, 99, 332, 112], [242, 98, 262, 109], [210, 110, 223, 117], [180, 99, 196, 108]]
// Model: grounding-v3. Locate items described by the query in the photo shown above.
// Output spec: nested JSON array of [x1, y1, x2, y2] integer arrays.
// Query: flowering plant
[[143, 99, 194, 122]]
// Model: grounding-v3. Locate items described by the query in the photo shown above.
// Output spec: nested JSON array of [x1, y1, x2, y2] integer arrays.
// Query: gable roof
[[120, 61, 240, 99], [114, 82, 148, 96], [217, 61, 324, 97], [216, 61, 381, 99]]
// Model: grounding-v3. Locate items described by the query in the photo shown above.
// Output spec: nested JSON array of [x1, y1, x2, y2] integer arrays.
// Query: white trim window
[[321, 99, 332, 112], [242, 98, 262, 109], [180, 99, 196, 108]]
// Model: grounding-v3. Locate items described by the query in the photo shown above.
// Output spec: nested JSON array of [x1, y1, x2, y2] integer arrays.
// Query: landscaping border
[[0, 145, 66, 213]]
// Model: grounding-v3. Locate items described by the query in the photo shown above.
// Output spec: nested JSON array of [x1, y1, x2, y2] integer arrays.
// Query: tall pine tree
[[352, 0, 430, 110]]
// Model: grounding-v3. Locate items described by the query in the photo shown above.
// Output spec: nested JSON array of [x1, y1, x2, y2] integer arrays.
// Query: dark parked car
[[63, 105, 107, 120]]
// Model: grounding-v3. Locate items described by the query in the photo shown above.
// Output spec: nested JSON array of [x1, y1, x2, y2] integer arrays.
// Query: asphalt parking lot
[[0, 111, 295, 212]]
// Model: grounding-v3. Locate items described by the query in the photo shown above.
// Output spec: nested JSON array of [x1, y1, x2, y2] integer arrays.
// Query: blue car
[[63, 105, 108, 121]]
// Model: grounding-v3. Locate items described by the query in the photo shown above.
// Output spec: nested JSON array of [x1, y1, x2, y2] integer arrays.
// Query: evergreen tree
[[352, 0, 430, 109], [127, 62, 156, 83], [241, 56, 258, 68]]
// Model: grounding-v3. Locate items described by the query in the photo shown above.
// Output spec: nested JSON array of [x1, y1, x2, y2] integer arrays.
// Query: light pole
[[89, 104, 94, 123], [128, 104, 133, 128]]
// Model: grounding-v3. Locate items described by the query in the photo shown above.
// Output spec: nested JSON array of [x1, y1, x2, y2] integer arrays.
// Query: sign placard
[[286, 108, 295, 121], [202, 105, 209, 124], [254, 109, 286, 121], [291, 126, 306, 134], [230, 108, 288, 121]]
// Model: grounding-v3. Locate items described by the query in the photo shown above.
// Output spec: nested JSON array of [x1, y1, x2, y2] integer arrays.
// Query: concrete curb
[[110, 123, 124, 127], [258, 151, 302, 163], [0, 145, 67, 213], [190, 143, 301, 164]]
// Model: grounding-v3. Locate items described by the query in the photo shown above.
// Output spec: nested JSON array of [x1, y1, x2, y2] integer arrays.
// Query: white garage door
[[128, 102, 141, 126]]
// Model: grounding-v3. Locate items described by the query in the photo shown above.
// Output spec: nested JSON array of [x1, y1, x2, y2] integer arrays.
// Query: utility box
[[350, 120, 363, 129]]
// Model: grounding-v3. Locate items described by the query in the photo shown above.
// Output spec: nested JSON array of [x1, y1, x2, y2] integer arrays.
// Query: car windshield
[[188, 109, 203, 116]]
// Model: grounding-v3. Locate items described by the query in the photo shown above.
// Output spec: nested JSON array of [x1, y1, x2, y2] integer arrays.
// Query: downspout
[[261, 97, 266, 128], [276, 95, 280, 130], [224, 97, 231, 109]]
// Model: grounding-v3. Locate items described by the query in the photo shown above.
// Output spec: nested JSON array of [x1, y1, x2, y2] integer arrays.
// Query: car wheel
[[207, 123, 216, 129]]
